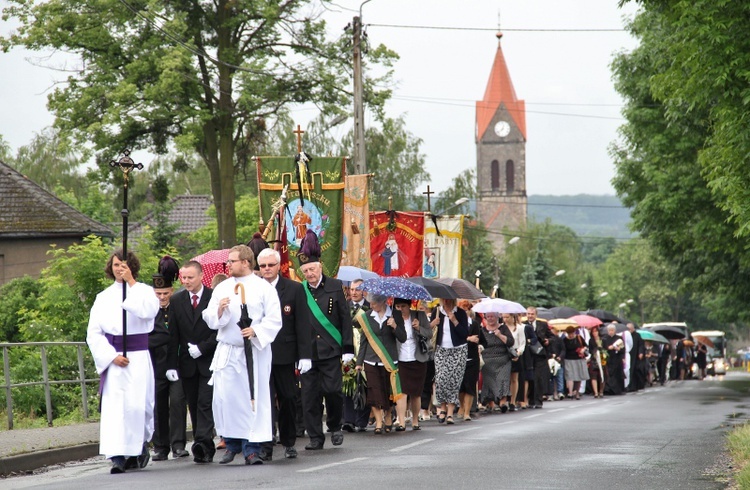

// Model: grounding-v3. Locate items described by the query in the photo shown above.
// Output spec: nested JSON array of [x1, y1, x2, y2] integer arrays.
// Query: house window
[[506, 160, 515, 192], [491, 160, 500, 190]]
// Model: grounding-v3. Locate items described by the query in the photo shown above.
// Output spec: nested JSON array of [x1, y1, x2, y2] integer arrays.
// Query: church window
[[506, 160, 515, 192], [491, 160, 500, 190]]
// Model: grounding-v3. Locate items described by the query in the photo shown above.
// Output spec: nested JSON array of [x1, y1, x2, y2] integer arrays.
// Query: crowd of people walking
[[87, 234, 675, 475]]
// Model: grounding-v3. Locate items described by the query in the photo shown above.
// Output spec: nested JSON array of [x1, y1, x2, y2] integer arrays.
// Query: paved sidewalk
[[0, 422, 100, 476]]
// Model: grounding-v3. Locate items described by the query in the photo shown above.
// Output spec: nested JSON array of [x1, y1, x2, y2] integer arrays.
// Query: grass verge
[[728, 423, 750, 488]]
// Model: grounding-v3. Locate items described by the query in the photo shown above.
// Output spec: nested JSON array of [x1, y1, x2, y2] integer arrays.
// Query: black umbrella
[[550, 306, 580, 319], [598, 322, 628, 335], [535, 307, 555, 320], [644, 324, 686, 340], [406, 277, 458, 299], [435, 277, 487, 300], [585, 309, 624, 324], [234, 283, 255, 408]]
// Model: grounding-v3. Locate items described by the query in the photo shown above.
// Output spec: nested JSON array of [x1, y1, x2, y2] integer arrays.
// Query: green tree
[[0, 277, 41, 343], [343, 116, 430, 211], [518, 242, 561, 308], [2, 0, 396, 247], [611, 5, 750, 323]]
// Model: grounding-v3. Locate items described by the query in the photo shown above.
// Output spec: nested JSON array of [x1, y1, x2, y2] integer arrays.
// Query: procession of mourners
[[89, 229, 699, 475]]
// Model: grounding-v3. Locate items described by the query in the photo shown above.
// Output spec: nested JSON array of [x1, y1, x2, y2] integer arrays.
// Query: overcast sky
[[0, 0, 639, 197]]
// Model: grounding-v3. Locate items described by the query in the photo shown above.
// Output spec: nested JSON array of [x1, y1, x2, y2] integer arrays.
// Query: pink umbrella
[[569, 314, 603, 329], [191, 249, 231, 288]]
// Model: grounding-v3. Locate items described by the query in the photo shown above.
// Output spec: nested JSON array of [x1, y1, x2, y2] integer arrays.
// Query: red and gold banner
[[369, 211, 424, 278]]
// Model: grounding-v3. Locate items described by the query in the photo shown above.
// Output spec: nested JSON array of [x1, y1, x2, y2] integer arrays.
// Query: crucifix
[[422, 185, 435, 213], [293, 124, 305, 153]]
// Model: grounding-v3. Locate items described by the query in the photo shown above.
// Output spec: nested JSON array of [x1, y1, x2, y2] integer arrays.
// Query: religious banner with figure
[[342, 174, 371, 269], [256, 156, 346, 278], [423, 215, 465, 279], [369, 211, 424, 277]]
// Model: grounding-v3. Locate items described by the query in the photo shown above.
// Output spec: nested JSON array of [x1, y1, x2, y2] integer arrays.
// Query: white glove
[[166, 369, 179, 382], [342, 353, 354, 363], [187, 343, 202, 359], [298, 359, 312, 374]]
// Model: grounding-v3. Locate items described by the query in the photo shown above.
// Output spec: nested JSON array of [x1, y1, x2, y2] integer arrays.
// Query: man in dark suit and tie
[[149, 257, 188, 461], [254, 246, 312, 461], [526, 306, 552, 409], [167, 260, 216, 463], [297, 230, 354, 450]]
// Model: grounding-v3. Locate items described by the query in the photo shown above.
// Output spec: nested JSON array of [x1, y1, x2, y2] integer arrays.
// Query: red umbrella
[[569, 314, 603, 328], [191, 249, 231, 288]]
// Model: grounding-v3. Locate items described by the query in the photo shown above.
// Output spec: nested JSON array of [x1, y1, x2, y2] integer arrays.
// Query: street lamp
[[580, 283, 588, 289], [599, 292, 609, 298], [439, 197, 469, 214], [554, 270, 566, 277], [509, 236, 520, 245]]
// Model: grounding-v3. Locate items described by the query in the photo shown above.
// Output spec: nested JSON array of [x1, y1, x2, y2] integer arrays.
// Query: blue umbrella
[[358, 277, 433, 301], [336, 265, 379, 283]]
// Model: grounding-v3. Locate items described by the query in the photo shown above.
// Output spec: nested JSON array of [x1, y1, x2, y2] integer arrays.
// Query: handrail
[[1, 342, 96, 430]]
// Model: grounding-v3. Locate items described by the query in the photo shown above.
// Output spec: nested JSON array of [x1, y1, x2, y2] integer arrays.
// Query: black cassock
[[602, 334, 625, 395]]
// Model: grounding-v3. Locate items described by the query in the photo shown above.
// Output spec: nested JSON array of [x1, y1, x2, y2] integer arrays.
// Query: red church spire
[[476, 33, 526, 141]]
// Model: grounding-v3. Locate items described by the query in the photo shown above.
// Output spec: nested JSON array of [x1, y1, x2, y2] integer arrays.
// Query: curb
[[0, 442, 100, 476]]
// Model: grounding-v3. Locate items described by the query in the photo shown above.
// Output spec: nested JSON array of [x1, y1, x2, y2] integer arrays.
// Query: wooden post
[[422, 185, 435, 213]]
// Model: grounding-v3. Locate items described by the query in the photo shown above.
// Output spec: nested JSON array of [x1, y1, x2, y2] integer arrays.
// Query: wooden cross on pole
[[293, 125, 305, 153], [422, 185, 435, 213]]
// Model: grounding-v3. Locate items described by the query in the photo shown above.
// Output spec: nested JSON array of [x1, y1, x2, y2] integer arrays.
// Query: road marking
[[547, 408, 565, 413], [493, 420, 514, 426], [447, 426, 481, 434], [298, 457, 368, 473], [523, 413, 544, 419], [579, 401, 596, 407], [390, 438, 436, 452]]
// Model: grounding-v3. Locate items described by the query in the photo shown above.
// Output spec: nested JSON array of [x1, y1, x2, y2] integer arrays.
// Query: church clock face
[[494, 120, 511, 137]]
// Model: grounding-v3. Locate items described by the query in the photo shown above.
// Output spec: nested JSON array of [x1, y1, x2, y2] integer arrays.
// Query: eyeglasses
[[226, 259, 241, 265], [258, 263, 278, 268]]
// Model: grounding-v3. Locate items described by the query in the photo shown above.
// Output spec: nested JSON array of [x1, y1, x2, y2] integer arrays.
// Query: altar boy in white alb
[[203, 244, 282, 465], [87, 249, 160, 474]]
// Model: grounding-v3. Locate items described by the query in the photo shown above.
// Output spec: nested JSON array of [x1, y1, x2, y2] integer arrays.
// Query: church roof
[[476, 34, 526, 141], [0, 159, 114, 239]]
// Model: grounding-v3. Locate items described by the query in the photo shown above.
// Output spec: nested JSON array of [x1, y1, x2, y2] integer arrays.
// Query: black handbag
[[352, 371, 367, 411], [530, 341, 545, 356]]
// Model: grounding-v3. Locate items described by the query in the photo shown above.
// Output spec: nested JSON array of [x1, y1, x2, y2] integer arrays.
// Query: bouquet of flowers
[[342, 359, 358, 397]]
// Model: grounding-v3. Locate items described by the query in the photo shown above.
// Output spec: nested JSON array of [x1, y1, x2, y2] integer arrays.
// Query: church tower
[[475, 33, 527, 249]]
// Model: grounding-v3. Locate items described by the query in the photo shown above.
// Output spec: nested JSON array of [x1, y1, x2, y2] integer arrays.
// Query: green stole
[[303, 281, 342, 346], [353, 308, 403, 402]]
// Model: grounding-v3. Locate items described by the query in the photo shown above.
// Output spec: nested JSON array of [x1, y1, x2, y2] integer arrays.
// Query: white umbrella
[[472, 298, 526, 314], [336, 266, 379, 283]]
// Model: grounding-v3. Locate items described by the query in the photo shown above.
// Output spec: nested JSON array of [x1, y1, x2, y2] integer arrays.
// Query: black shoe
[[331, 430, 344, 446], [296, 429, 306, 438], [500, 404, 509, 414], [192, 443, 212, 464], [110, 456, 127, 474], [305, 440, 324, 450], [137, 443, 150, 468], [152, 451, 169, 462], [394, 424, 406, 432], [342, 423, 356, 433], [356, 427, 367, 432], [284, 446, 298, 459], [258, 449, 272, 462], [245, 453, 264, 465], [124, 457, 138, 470], [533, 405, 543, 409], [219, 450, 237, 464], [508, 404, 517, 412], [173, 448, 190, 458]]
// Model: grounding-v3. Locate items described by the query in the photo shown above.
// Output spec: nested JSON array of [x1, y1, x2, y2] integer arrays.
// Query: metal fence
[[0, 342, 98, 430]]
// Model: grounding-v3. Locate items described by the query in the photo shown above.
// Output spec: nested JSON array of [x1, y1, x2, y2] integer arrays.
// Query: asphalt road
[[4, 373, 749, 490]]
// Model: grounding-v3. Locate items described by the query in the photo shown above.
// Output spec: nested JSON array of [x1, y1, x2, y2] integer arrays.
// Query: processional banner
[[256, 156, 346, 278], [342, 174, 371, 269], [423, 215, 465, 279], [369, 211, 424, 278]]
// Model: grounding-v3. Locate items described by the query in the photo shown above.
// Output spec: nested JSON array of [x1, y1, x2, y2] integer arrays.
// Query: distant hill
[[528, 194, 634, 239]]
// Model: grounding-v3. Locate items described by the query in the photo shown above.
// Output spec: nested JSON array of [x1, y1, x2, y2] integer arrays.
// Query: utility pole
[[352, 14, 367, 175]]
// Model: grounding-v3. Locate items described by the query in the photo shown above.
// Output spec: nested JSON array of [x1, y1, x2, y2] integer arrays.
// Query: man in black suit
[[342, 279, 370, 432], [297, 230, 354, 450], [255, 247, 312, 460], [526, 306, 552, 408], [167, 260, 216, 463], [149, 263, 188, 461]]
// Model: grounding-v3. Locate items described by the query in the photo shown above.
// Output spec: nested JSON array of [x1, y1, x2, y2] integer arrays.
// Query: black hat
[[297, 229, 321, 266], [153, 255, 180, 288], [393, 298, 411, 307], [246, 232, 270, 271]]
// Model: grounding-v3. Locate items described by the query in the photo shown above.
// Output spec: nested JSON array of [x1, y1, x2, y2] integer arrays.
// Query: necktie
[[192, 294, 198, 309]]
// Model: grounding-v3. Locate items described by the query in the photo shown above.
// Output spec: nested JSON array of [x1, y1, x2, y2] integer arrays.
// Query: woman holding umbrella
[[431, 298, 470, 424], [354, 294, 407, 433], [393, 298, 432, 430]]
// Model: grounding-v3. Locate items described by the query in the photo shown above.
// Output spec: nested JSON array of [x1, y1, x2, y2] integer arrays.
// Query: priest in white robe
[[203, 244, 282, 465], [87, 250, 160, 473]]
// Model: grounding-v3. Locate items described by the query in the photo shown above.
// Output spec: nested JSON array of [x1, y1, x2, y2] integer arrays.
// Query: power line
[[367, 23, 626, 33]]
